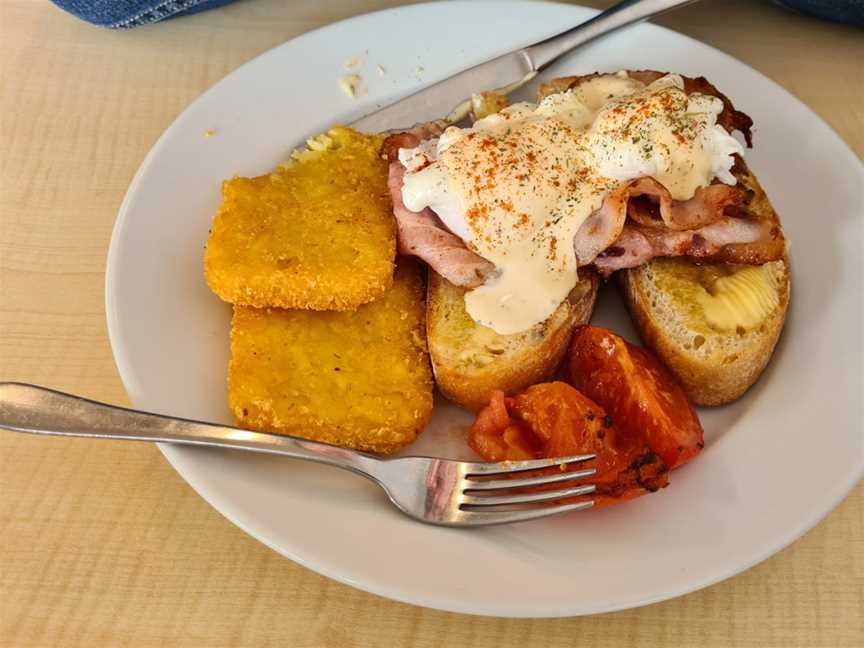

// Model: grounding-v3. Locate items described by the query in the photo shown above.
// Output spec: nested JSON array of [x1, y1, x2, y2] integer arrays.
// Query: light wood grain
[[1, 1, 862, 646]]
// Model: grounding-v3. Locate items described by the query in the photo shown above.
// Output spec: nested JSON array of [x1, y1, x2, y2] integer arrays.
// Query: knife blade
[[350, 0, 696, 133], [350, 49, 536, 133]]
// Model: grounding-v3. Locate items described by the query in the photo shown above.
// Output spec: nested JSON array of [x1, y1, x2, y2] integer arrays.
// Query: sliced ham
[[694, 216, 786, 266], [594, 217, 780, 275], [381, 121, 446, 163], [593, 227, 655, 271], [387, 163, 494, 288], [574, 189, 629, 266], [626, 177, 749, 231], [574, 177, 748, 267]]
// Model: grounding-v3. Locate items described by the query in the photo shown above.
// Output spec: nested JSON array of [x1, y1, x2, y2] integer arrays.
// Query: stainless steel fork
[[0, 383, 596, 526]]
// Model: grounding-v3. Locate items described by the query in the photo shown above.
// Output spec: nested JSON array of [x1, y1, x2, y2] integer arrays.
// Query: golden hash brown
[[228, 260, 434, 454], [204, 127, 396, 310]]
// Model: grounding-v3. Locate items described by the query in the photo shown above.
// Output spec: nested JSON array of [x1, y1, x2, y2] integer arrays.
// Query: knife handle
[[526, 0, 699, 70]]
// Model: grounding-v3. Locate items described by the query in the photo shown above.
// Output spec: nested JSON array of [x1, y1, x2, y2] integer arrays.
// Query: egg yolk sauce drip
[[399, 72, 744, 335]]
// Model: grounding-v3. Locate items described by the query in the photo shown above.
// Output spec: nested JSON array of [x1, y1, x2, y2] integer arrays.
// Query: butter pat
[[697, 265, 779, 332]]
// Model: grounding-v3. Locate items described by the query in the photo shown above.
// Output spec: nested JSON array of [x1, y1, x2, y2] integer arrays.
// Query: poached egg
[[399, 72, 744, 334]]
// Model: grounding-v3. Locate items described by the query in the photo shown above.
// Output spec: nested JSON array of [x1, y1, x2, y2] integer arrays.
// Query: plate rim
[[105, 0, 864, 617]]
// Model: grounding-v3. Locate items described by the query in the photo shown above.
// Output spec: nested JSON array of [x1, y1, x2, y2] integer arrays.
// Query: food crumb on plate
[[344, 51, 367, 72], [339, 74, 366, 98]]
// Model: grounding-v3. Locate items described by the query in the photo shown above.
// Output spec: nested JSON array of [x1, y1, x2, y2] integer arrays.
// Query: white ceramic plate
[[106, 1, 864, 617]]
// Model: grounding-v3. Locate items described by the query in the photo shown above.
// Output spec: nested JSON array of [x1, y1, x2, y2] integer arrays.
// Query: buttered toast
[[621, 146, 790, 406], [427, 270, 599, 411], [622, 256, 789, 406]]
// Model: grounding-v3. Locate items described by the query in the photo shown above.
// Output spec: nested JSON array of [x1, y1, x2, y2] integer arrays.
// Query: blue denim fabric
[[51, 0, 237, 29], [52, 0, 864, 30], [775, 0, 864, 27]]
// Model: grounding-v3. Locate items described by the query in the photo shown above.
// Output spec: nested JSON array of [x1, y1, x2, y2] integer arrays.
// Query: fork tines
[[458, 454, 597, 525], [464, 453, 596, 476]]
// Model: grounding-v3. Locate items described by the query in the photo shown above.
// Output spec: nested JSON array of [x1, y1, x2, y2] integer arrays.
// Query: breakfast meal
[[203, 69, 790, 508]]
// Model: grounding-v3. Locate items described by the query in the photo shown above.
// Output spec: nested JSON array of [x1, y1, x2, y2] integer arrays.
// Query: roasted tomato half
[[569, 325, 704, 469], [468, 383, 669, 507]]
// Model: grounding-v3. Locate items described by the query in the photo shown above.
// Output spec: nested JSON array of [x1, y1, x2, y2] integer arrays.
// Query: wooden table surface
[[1, 0, 861, 645]]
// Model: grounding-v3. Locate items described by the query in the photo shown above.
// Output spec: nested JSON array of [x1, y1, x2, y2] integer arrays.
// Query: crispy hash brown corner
[[204, 127, 396, 310], [228, 260, 434, 454]]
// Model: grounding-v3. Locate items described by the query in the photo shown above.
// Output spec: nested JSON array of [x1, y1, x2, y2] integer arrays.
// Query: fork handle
[[0, 382, 381, 476]]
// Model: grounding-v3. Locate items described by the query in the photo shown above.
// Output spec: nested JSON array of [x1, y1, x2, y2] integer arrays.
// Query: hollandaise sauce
[[400, 73, 743, 334]]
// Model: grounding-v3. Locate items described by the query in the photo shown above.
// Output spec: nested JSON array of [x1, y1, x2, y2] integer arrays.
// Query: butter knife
[[352, 0, 697, 133]]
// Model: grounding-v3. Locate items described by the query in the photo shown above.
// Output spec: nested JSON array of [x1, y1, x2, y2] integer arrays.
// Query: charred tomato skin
[[569, 325, 704, 470], [468, 383, 669, 508]]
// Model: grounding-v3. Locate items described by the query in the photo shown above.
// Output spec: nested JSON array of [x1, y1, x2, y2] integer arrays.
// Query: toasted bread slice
[[204, 127, 396, 310], [621, 143, 790, 405], [541, 72, 789, 405], [228, 260, 433, 454], [427, 270, 599, 411], [622, 255, 790, 406]]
